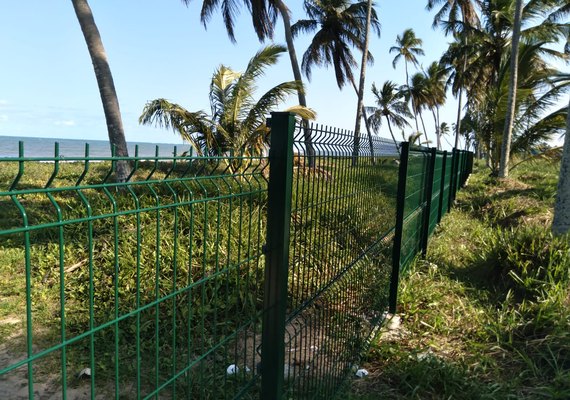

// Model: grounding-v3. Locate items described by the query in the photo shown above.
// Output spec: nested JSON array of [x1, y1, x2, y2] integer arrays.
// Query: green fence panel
[[428, 151, 444, 237], [389, 145, 473, 315], [0, 144, 267, 399], [399, 147, 431, 272], [440, 151, 452, 218], [280, 120, 398, 399]]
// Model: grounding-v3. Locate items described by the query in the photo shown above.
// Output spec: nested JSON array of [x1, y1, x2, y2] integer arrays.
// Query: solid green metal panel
[[424, 148, 441, 247], [441, 152, 452, 217]]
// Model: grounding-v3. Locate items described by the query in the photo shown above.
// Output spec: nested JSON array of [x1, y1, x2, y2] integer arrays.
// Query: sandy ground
[[0, 340, 96, 400]]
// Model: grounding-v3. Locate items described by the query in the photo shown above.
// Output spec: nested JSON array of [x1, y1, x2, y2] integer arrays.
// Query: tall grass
[[349, 158, 570, 399]]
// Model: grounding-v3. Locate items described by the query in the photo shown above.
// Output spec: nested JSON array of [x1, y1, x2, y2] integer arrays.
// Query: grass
[[348, 158, 570, 399]]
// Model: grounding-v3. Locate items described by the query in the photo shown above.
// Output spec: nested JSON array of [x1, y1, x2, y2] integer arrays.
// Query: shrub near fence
[[0, 113, 472, 399]]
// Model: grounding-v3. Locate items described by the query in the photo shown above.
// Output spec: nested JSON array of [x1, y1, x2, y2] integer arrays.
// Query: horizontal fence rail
[[0, 115, 473, 399]]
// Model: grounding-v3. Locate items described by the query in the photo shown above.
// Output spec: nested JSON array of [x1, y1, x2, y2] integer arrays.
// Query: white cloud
[[0, 114, 8, 122], [0, 100, 8, 106], [54, 120, 76, 127]]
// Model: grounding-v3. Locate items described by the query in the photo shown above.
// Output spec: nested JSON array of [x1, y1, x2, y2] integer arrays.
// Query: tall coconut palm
[[407, 72, 431, 144], [498, 0, 523, 178], [365, 81, 413, 155], [426, 0, 481, 30], [552, 97, 570, 235], [354, 0, 375, 164], [71, 0, 130, 182], [291, 0, 380, 89], [446, 0, 569, 172], [427, 0, 481, 150], [139, 45, 314, 168], [424, 61, 448, 149], [390, 29, 425, 133], [290, 0, 381, 162]]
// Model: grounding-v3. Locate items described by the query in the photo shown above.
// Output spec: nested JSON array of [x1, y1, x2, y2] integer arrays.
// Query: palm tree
[[426, 0, 481, 29], [139, 45, 314, 168], [498, 0, 523, 178], [439, 121, 455, 147], [183, 0, 316, 166], [354, 0, 374, 164], [445, 0, 569, 173], [407, 72, 431, 144], [291, 0, 380, 89], [71, 0, 130, 182], [424, 61, 448, 149], [290, 0, 381, 163], [427, 0, 481, 150], [365, 81, 413, 155], [390, 29, 425, 133], [552, 97, 570, 235]]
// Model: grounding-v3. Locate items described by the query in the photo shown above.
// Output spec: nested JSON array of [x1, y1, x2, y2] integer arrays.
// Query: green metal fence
[[0, 112, 472, 399], [261, 114, 399, 399], [0, 144, 267, 399], [389, 142, 473, 313]]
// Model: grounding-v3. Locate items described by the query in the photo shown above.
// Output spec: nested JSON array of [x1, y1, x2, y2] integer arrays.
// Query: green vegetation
[[349, 158, 570, 399]]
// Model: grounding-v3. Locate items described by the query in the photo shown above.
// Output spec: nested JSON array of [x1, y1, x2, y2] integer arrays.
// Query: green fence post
[[389, 141, 409, 314], [420, 148, 437, 256], [437, 151, 447, 223], [261, 112, 296, 400], [449, 148, 457, 210]]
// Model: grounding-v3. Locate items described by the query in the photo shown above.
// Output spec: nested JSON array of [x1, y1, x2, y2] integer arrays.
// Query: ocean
[[0, 135, 188, 158]]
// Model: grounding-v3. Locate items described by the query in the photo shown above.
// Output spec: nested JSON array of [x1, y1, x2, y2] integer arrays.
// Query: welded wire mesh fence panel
[[427, 152, 444, 237], [456, 151, 467, 191], [280, 121, 398, 398], [442, 152, 454, 214], [0, 144, 267, 399], [399, 148, 432, 273]]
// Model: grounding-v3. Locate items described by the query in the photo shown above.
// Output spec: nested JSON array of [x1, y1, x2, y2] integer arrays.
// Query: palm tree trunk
[[351, 82, 375, 164], [275, 1, 315, 168], [352, 0, 374, 166], [431, 108, 440, 150], [454, 60, 466, 150], [498, 0, 523, 178], [71, 0, 130, 182], [385, 117, 401, 156], [419, 111, 429, 145], [552, 97, 570, 235], [405, 61, 420, 134], [436, 107, 441, 150]]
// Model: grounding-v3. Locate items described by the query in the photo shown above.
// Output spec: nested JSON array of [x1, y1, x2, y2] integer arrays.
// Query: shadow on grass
[[349, 341, 506, 400]]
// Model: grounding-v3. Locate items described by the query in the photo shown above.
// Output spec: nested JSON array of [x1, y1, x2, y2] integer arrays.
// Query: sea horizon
[[0, 135, 189, 158]]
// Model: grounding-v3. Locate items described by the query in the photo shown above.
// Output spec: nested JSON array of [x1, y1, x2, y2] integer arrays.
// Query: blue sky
[[0, 1, 498, 148]]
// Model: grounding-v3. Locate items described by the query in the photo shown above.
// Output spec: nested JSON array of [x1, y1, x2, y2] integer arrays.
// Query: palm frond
[[291, 19, 318, 38]]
